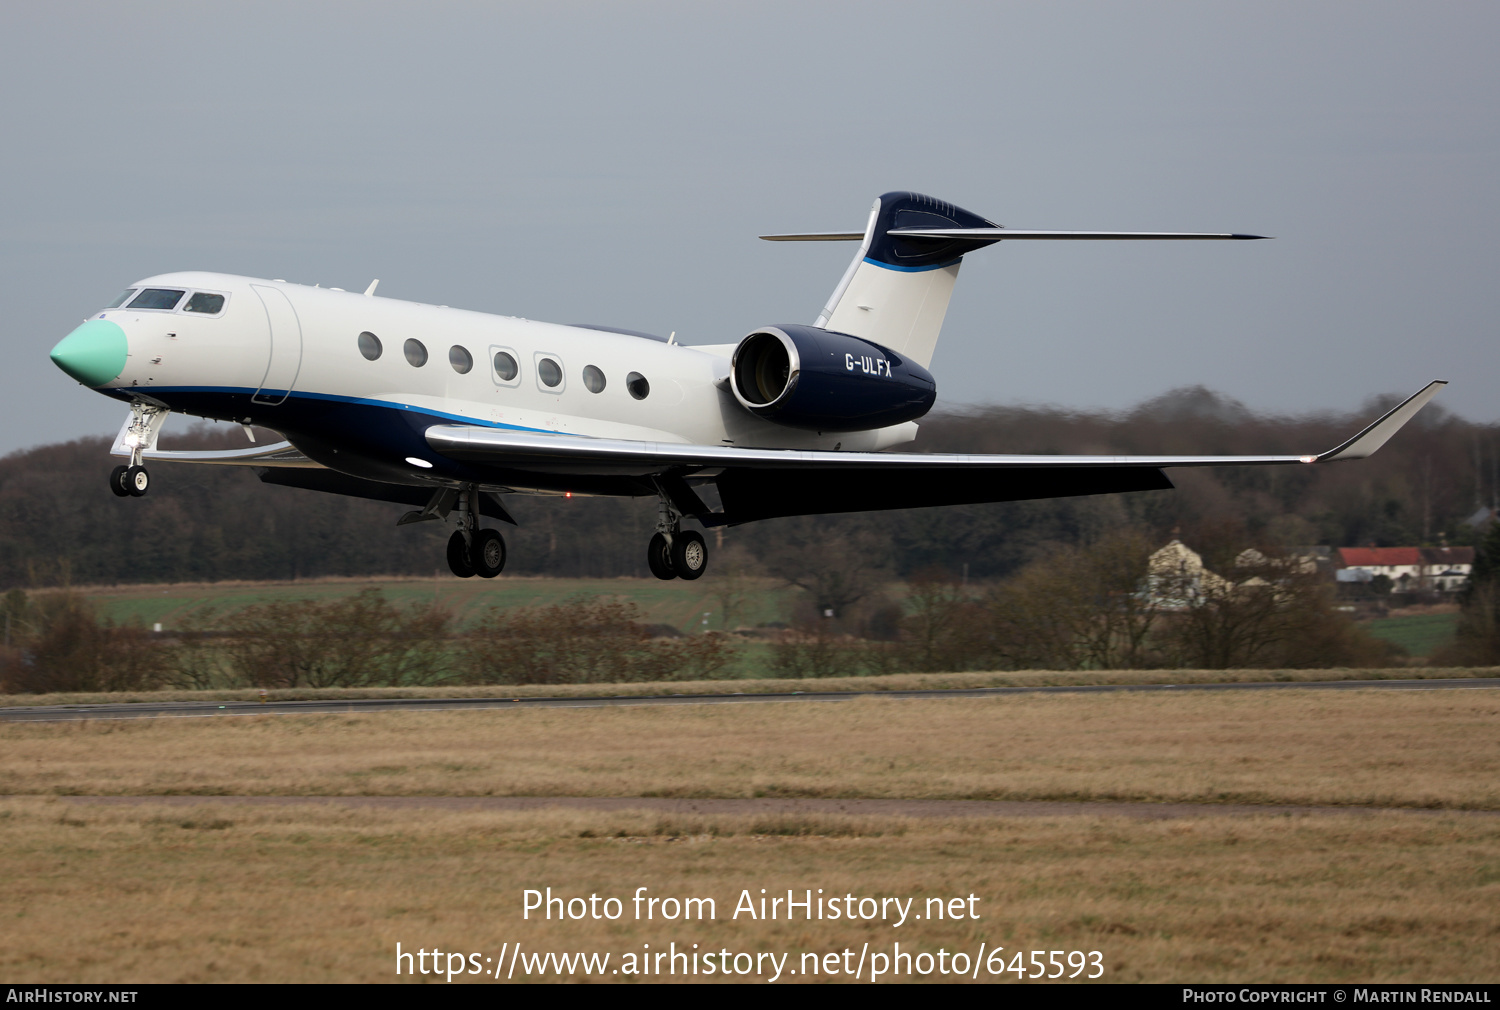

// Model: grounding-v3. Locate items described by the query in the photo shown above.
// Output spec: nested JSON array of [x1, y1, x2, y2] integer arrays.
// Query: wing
[[426, 381, 1445, 525]]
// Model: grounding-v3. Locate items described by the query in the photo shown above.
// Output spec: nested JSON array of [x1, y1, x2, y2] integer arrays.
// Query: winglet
[[1315, 381, 1447, 462]]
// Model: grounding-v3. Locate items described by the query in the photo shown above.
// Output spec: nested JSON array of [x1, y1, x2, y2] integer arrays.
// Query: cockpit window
[[127, 288, 186, 311], [183, 292, 226, 314], [104, 289, 136, 309]]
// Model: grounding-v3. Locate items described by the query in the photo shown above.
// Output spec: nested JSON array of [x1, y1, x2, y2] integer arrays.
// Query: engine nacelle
[[729, 324, 936, 432]]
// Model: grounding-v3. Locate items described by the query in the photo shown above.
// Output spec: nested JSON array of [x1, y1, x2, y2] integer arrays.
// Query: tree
[[1153, 531, 1393, 669], [757, 519, 889, 622], [982, 529, 1163, 670], [0, 590, 166, 693], [896, 569, 986, 672], [219, 589, 455, 688], [1439, 519, 1500, 664]]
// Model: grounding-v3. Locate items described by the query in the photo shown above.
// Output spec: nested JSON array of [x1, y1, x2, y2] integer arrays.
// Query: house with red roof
[[1335, 546, 1473, 592]]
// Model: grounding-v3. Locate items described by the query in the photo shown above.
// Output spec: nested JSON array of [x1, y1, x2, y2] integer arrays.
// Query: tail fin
[[762, 191, 1266, 370], [814, 192, 997, 369]]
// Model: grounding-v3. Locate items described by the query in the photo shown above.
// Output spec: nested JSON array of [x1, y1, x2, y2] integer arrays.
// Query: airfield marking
[[0, 677, 1495, 723]]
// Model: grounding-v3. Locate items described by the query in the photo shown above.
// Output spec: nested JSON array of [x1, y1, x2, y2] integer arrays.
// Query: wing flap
[[425, 429, 1301, 473], [111, 438, 321, 468]]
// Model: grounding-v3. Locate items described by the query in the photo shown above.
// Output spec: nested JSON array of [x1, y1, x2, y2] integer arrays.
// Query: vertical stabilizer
[[817, 192, 999, 369]]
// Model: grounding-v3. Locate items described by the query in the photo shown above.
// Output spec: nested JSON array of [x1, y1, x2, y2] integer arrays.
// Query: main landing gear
[[400, 487, 506, 579], [646, 493, 708, 581], [447, 527, 506, 579]]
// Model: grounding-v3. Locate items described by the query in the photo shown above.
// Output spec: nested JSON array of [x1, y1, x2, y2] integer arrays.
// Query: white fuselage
[[91, 272, 919, 460]]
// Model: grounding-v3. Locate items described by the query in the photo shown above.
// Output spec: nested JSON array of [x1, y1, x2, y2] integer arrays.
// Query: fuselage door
[[250, 284, 303, 405]]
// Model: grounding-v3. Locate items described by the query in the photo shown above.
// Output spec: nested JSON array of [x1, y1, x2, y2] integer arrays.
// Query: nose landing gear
[[108, 403, 167, 498]]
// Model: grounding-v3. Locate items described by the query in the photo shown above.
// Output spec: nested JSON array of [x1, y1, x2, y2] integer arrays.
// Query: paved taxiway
[[1, 677, 1494, 723]]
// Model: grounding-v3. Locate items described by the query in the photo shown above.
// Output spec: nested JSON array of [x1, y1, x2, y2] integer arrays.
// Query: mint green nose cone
[[51, 319, 128, 387]]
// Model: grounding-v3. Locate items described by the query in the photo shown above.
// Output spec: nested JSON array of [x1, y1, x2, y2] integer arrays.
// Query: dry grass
[[2, 666, 1495, 708], [3, 691, 1497, 808], [0, 798, 1495, 983]]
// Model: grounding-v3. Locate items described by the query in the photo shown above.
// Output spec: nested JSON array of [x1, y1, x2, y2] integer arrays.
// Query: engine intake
[[729, 324, 936, 432]]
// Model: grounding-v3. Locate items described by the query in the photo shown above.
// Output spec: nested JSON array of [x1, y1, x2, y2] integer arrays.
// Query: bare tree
[[221, 589, 454, 688], [758, 518, 890, 622], [983, 529, 1163, 670]]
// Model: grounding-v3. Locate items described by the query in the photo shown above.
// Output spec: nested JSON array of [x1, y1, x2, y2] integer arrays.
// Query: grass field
[[5, 691, 1496, 807], [1366, 611, 1461, 657], [77, 575, 801, 635], [1, 800, 1494, 983], [4, 683, 1497, 982], [2, 666, 1494, 708]]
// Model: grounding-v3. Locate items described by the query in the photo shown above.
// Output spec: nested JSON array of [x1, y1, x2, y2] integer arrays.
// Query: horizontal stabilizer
[[760, 232, 865, 242], [887, 228, 1268, 241], [761, 229, 1267, 242]]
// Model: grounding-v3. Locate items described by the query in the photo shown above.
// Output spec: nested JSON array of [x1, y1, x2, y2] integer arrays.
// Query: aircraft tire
[[473, 529, 506, 578], [446, 530, 476, 578], [109, 465, 131, 497], [647, 532, 677, 580], [671, 530, 708, 580], [125, 465, 150, 497]]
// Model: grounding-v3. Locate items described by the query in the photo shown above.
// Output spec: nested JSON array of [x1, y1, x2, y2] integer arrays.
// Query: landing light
[[1300, 455, 1317, 463], [405, 457, 433, 469]]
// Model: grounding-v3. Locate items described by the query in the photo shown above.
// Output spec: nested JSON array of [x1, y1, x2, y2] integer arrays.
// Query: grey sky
[[3, 2, 1496, 455]]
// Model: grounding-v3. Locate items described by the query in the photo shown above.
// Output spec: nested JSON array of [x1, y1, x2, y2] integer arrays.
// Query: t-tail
[[762, 191, 1266, 369]]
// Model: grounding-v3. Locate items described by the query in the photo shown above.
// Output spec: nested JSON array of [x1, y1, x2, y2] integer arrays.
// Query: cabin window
[[358, 331, 382, 360], [582, 365, 606, 393], [493, 350, 518, 382], [127, 288, 186, 311], [404, 338, 428, 367], [104, 289, 136, 309], [626, 372, 650, 400], [449, 345, 473, 374], [538, 357, 562, 388], [183, 292, 226, 314]]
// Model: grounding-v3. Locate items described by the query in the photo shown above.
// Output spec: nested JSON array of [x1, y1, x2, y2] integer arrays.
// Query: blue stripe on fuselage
[[107, 385, 568, 487]]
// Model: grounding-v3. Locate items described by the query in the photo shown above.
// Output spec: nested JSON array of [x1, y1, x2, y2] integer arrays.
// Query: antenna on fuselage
[[364, 279, 380, 297]]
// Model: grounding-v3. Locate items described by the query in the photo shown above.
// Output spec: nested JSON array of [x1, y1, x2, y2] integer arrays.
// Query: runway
[[2, 677, 1495, 723]]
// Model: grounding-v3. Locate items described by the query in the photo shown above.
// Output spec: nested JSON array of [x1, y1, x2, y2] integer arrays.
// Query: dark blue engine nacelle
[[729, 324, 936, 432]]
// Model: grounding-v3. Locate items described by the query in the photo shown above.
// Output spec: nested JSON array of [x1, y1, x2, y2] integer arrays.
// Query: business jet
[[48, 191, 1443, 581]]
